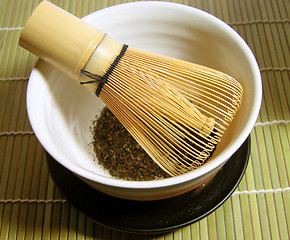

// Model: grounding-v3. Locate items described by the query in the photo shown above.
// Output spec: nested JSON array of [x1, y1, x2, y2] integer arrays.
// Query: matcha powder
[[91, 107, 170, 181]]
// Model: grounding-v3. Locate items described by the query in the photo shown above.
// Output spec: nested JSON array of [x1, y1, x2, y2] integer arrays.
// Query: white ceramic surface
[[26, 1, 262, 200]]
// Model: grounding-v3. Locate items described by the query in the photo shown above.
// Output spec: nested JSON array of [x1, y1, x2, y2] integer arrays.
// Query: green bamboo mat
[[0, 0, 289, 239]]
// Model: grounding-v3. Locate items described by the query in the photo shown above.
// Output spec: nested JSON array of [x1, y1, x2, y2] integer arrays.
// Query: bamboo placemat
[[0, 0, 289, 239]]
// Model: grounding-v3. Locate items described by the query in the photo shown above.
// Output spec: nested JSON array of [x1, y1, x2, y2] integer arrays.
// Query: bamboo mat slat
[[0, 0, 289, 239]]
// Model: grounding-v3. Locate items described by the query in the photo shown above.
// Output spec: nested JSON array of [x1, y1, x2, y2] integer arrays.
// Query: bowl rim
[[27, 1, 262, 190]]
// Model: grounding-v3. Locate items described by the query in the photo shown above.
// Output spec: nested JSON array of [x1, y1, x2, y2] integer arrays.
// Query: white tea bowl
[[27, 1, 262, 200]]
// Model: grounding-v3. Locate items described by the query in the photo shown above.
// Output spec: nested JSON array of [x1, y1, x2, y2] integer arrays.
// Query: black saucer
[[46, 136, 250, 234]]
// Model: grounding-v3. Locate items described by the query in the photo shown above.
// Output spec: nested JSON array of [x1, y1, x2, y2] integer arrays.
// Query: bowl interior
[[27, 2, 261, 187]]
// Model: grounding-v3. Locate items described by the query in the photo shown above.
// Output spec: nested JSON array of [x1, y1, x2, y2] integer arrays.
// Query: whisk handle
[[19, 1, 104, 80]]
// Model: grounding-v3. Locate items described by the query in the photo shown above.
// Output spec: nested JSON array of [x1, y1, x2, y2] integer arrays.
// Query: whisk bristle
[[88, 46, 243, 176]]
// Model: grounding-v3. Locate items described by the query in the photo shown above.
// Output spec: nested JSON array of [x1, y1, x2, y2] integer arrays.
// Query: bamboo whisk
[[19, 1, 243, 176]]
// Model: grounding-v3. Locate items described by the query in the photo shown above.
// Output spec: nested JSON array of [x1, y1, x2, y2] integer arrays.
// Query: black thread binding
[[80, 44, 128, 97]]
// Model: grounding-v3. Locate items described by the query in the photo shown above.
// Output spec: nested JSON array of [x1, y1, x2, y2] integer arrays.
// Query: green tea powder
[[91, 107, 170, 181]]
